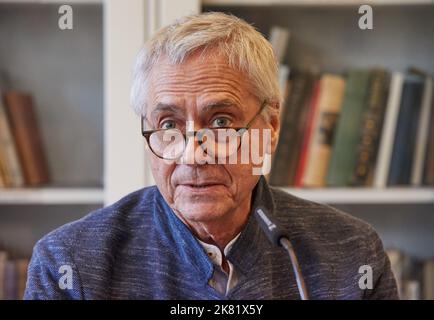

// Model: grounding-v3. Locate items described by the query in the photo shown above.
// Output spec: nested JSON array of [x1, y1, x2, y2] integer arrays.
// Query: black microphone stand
[[254, 206, 309, 300]]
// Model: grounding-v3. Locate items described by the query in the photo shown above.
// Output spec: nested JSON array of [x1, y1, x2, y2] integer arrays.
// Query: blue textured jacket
[[24, 177, 398, 299]]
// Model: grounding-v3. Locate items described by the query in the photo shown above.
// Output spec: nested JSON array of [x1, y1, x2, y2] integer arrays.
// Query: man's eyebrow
[[150, 100, 243, 120], [201, 100, 242, 113], [150, 103, 183, 119]]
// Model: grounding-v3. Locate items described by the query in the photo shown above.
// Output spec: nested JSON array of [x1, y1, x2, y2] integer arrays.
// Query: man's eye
[[211, 117, 231, 128], [160, 120, 176, 130]]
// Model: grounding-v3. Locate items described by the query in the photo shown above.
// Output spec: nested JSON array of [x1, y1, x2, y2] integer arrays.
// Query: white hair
[[130, 12, 281, 119]]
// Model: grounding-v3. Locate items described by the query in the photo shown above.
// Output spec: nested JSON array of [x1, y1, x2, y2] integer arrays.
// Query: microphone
[[254, 206, 309, 300]]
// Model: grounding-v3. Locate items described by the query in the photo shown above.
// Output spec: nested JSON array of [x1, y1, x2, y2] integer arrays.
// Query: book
[[278, 65, 290, 104], [388, 75, 424, 186], [386, 248, 425, 300], [268, 26, 290, 64], [0, 92, 25, 188], [3, 260, 17, 300], [286, 73, 317, 186], [293, 80, 320, 187], [411, 76, 433, 185], [352, 69, 390, 186], [386, 249, 404, 297], [3, 92, 50, 186], [423, 82, 434, 185], [373, 72, 404, 188], [326, 70, 372, 187], [0, 251, 30, 300], [16, 258, 29, 300], [0, 152, 5, 187], [269, 26, 291, 105], [423, 260, 434, 300], [0, 251, 8, 300], [403, 280, 421, 300], [302, 74, 346, 187], [270, 71, 315, 186]]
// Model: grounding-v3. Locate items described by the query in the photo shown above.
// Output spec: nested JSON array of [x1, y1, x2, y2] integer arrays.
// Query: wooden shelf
[[279, 187, 434, 204], [0, 187, 104, 204], [203, 0, 434, 6]]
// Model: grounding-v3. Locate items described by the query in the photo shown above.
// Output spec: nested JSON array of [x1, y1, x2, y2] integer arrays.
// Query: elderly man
[[25, 12, 398, 300]]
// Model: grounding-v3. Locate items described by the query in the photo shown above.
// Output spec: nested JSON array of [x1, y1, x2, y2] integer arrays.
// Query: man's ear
[[267, 101, 280, 154]]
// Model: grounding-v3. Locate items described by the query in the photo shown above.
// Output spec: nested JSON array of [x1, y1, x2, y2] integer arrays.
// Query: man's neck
[[174, 195, 252, 252]]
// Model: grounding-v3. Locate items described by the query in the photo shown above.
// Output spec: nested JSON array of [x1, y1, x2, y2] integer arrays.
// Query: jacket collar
[[226, 176, 276, 276], [153, 176, 276, 282]]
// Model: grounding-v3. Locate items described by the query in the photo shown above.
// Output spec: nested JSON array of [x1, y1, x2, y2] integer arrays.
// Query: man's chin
[[175, 202, 230, 223], [172, 186, 235, 222]]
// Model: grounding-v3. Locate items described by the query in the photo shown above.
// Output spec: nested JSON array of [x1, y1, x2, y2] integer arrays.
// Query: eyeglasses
[[141, 101, 268, 160]]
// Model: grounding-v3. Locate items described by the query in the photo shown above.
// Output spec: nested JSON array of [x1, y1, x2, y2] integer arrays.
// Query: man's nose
[[179, 121, 213, 165], [179, 121, 199, 165], [180, 131, 199, 165]]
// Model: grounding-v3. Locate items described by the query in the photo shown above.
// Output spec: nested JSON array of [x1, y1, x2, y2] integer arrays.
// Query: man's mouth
[[176, 181, 228, 193], [180, 183, 223, 188]]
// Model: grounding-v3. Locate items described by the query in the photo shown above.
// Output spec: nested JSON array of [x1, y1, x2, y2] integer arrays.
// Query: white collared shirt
[[197, 233, 241, 296]]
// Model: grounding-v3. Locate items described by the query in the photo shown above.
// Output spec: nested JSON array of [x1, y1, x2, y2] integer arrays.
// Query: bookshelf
[[0, 0, 152, 298], [0, 0, 146, 269]]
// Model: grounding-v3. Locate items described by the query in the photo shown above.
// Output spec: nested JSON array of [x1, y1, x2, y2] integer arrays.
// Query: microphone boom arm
[[279, 237, 309, 300]]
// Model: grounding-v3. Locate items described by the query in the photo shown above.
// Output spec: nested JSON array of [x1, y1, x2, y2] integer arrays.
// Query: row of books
[[387, 249, 434, 300], [0, 89, 50, 188], [270, 68, 434, 188], [0, 250, 29, 300]]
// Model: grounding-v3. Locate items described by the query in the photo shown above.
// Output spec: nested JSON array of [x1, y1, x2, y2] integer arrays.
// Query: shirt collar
[[196, 233, 241, 267]]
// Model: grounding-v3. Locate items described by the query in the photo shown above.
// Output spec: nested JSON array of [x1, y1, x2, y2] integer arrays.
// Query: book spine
[[423, 261, 434, 300], [4, 92, 50, 186], [3, 260, 18, 300], [278, 65, 290, 104], [268, 26, 290, 64], [302, 74, 346, 187], [0, 101, 25, 187], [0, 150, 7, 187], [352, 69, 390, 186], [326, 70, 372, 186], [373, 72, 404, 188], [17, 258, 29, 300], [388, 76, 424, 186], [423, 82, 434, 185], [294, 80, 320, 187], [286, 73, 316, 185], [411, 76, 433, 185], [0, 251, 8, 300], [270, 72, 311, 186]]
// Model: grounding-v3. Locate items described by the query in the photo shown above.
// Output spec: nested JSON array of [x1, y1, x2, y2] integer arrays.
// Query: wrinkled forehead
[[146, 53, 258, 117]]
